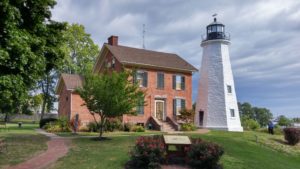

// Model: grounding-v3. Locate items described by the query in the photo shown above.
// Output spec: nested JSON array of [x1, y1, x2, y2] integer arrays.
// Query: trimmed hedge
[[283, 128, 300, 145]]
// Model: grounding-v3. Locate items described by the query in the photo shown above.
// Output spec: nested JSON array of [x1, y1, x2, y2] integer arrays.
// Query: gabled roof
[[105, 44, 198, 72], [56, 74, 83, 94]]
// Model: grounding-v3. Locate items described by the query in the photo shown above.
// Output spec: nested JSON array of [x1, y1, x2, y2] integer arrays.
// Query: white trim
[[154, 100, 165, 121]]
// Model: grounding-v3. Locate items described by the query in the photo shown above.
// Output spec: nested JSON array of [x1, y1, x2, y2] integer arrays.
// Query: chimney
[[108, 35, 118, 46]]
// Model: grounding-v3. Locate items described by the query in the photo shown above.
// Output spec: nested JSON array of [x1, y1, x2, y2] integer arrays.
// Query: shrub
[[181, 123, 197, 131], [79, 126, 89, 132], [131, 125, 145, 132], [87, 122, 99, 132], [187, 139, 224, 169], [124, 122, 134, 132], [283, 128, 300, 145], [39, 118, 57, 128], [126, 136, 165, 169], [43, 117, 71, 133], [243, 119, 260, 130], [105, 118, 123, 132]]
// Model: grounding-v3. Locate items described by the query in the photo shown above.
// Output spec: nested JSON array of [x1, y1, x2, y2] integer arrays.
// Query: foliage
[[292, 118, 300, 123], [0, 0, 66, 118], [238, 102, 273, 127], [258, 128, 283, 135], [76, 71, 145, 139], [39, 118, 57, 128], [243, 118, 260, 130], [187, 139, 224, 169], [124, 122, 134, 132], [87, 122, 99, 132], [277, 115, 292, 127], [104, 118, 123, 132], [126, 136, 165, 169], [43, 116, 71, 132], [62, 23, 99, 74], [181, 123, 197, 131], [131, 125, 145, 132], [178, 108, 195, 123], [283, 128, 300, 146]]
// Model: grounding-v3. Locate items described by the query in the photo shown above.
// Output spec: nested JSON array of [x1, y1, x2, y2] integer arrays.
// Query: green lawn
[[51, 130, 300, 169], [0, 123, 48, 168]]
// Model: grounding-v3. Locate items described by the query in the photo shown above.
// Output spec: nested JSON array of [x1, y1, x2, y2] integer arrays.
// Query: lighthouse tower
[[195, 16, 243, 132]]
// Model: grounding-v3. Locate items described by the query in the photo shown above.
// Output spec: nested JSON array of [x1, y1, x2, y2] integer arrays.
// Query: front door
[[155, 100, 164, 121], [199, 111, 204, 126]]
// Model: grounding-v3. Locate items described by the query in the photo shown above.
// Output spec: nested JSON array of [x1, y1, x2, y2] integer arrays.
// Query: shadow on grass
[[90, 137, 112, 141], [270, 138, 288, 145]]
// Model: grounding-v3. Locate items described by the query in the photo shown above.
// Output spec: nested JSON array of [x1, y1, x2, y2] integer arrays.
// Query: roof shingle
[[60, 73, 83, 90], [105, 44, 197, 72]]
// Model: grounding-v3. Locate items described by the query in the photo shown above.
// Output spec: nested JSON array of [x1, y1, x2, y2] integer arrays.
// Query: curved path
[[7, 129, 70, 169]]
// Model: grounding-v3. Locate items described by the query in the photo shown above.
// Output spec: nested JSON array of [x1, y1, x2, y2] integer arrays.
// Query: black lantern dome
[[205, 17, 229, 41]]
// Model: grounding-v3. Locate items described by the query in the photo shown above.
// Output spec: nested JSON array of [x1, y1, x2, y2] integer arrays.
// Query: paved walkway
[[7, 129, 70, 169]]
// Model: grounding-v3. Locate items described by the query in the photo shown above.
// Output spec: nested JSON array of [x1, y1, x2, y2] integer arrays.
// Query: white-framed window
[[173, 98, 186, 116], [230, 109, 235, 117], [136, 97, 144, 115], [134, 70, 148, 87], [227, 85, 232, 93], [173, 75, 185, 90]]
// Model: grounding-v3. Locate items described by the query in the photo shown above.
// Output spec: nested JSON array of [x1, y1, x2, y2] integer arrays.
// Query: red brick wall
[[70, 93, 100, 126], [58, 84, 71, 119]]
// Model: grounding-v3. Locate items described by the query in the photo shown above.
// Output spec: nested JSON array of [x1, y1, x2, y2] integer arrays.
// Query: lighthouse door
[[199, 111, 204, 126]]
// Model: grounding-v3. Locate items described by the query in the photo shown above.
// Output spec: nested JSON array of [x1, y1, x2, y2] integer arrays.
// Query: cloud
[[51, 0, 300, 117]]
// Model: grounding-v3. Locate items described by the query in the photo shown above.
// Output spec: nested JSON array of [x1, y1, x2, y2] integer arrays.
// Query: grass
[[0, 123, 48, 168]]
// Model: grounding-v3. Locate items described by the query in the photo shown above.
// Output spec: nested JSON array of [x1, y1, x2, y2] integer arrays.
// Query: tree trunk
[[99, 115, 106, 140], [40, 74, 50, 120], [4, 112, 9, 122]]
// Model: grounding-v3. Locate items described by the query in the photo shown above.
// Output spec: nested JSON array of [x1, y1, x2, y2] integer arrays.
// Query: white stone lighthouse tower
[[195, 16, 243, 132]]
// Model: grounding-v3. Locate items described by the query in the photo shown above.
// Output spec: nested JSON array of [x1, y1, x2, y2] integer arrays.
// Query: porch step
[[161, 121, 176, 132]]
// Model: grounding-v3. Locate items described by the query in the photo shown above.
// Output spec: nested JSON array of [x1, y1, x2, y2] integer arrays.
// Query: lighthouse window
[[211, 25, 217, 32], [217, 25, 223, 32], [230, 109, 235, 117], [207, 26, 212, 33], [227, 85, 232, 93]]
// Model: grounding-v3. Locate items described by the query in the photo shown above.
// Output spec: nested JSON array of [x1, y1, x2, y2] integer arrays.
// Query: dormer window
[[112, 57, 115, 68]]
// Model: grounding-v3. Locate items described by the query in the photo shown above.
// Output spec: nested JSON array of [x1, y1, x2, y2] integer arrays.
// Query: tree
[[76, 71, 145, 139], [278, 115, 292, 127], [178, 108, 195, 123], [62, 23, 99, 74], [239, 102, 273, 127], [0, 0, 66, 120]]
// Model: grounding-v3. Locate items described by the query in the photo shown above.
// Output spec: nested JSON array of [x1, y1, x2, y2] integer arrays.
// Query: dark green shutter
[[173, 99, 176, 116], [157, 73, 164, 89], [133, 71, 137, 84], [181, 99, 186, 109], [161, 73, 164, 88], [172, 75, 176, 89], [181, 76, 185, 90], [143, 72, 148, 87]]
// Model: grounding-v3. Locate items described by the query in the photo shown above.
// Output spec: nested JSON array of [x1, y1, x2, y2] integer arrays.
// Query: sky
[[51, 0, 300, 118]]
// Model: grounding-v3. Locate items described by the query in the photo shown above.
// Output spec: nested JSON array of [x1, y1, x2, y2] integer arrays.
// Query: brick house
[[56, 36, 197, 131]]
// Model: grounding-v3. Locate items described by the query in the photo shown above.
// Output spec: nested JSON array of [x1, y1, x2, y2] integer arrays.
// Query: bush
[[87, 122, 99, 132], [105, 118, 123, 132], [187, 139, 224, 169], [131, 125, 145, 132], [126, 136, 165, 169], [43, 117, 71, 133], [181, 123, 197, 131], [124, 122, 134, 132], [243, 119, 260, 130], [39, 118, 57, 128], [283, 128, 300, 145]]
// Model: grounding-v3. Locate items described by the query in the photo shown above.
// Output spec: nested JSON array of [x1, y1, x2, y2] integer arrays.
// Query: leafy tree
[[62, 23, 99, 74], [0, 0, 66, 121], [278, 115, 292, 127], [292, 118, 300, 123], [239, 102, 273, 127], [76, 71, 145, 139], [178, 108, 195, 123]]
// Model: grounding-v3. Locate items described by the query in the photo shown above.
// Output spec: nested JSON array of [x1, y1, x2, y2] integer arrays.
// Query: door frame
[[154, 100, 165, 121]]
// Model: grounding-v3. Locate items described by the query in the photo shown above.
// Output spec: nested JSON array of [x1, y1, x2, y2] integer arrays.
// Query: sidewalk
[[7, 129, 70, 169]]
